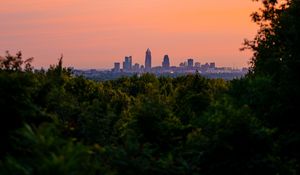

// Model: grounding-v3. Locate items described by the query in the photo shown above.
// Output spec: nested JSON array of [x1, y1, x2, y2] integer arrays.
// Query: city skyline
[[0, 0, 259, 69], [82, 47, 247, 81], [113, 48, 225, 71]]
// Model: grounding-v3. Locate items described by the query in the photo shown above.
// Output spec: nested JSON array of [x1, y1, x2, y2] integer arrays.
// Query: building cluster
[[73, 49, 248, 80], [73, 48, 248, 81], [112, 48, 221, 74]]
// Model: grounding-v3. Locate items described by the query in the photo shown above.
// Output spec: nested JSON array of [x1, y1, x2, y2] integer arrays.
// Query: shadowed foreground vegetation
[[0, 0, 299, 174]]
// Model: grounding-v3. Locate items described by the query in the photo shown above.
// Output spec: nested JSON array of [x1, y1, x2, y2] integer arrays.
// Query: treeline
[[0, 0, 299, 174], [0, 55, 297, 174]]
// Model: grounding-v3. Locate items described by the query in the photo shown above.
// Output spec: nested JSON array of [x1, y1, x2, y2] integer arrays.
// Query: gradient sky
[[0, 0, 260, 69]]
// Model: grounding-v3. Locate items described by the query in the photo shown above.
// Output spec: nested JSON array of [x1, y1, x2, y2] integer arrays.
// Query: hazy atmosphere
[[1, 1, 299, 174], [0, 0, 259, 69]]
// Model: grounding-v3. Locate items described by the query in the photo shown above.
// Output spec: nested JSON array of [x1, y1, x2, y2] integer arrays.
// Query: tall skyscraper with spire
[[162, 55, 170, 69], [145, 48, 152, 71]]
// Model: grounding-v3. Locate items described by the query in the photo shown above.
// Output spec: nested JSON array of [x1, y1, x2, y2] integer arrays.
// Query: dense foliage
[[0, 0, 299, 174]]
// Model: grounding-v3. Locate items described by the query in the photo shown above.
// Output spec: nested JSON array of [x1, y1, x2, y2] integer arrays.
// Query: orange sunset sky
[[0, 0, 260, 69]]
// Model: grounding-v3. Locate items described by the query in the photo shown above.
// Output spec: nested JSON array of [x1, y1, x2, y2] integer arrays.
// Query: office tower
[[202, 63, 210, 69], [145, 48, 152, 71], [162, 55, 170, 69], [179, 62, 185, 67], [127, 56, 132, 70], [195, 62, 201, 68], [132, 63, 140, 71], [187, 58, 194, 68], [113, 62, 120, 72], [209, 62, 216, 69], [123, 56, 132, 71]]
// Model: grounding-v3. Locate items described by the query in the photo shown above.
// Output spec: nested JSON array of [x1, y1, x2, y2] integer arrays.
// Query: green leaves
[[1, 124, 92, 175], [1, 38, 299, 174], [0, 51, 34, 72]]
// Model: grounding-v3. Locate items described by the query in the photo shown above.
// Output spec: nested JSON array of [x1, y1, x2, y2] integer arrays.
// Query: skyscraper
[[123, 56, 132, 71], [187, 58, 194, 68], [195, 62, 201, 68], [113, 62, 120, 72], [145, 48, 152, 71], [132, 63, 140, 71], [162, 55, 170, 69]]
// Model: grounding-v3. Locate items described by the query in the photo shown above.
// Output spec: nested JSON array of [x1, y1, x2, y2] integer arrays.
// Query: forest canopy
[[0, 0, 299, 174]]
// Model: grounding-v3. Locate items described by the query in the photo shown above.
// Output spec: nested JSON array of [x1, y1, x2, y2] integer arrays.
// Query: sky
[[0, 0, 260, 69]]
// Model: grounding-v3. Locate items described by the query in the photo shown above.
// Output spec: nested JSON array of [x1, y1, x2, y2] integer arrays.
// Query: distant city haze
[[0, 0, 259, 69]]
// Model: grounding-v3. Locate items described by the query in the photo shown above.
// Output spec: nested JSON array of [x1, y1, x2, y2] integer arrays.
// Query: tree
[[240, 0, 300, 172], [242, 0, 300, 128], [0, 51, 33, 71]]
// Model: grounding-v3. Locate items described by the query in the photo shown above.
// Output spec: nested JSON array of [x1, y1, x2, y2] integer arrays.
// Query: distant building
[[179, 62, 185, 67], [242, 67, 249, 72], [195, 62, 201, 68], [202, 63, 210, 69], [184, 61, 188, 67], [132, 63, 140, 71], [209, 62, 216, 69], [162, 55, 170, 69], [187, 59, 194, 68], [123, 56, 132, 71], [145, 48, 152, 71], [113, 62, 120, 72]]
